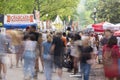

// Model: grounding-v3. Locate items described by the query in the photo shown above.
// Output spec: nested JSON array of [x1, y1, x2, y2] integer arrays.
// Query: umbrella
[[103, 22, 114, 29], [92, 22, 105, 32], [114, 30, 120, 36]]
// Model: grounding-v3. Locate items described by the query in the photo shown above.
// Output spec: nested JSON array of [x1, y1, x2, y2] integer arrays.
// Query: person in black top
[[51, 32, 65, 80]]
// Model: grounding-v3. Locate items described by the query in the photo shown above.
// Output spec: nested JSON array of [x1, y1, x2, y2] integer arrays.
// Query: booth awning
[[92, 22, 105, 32], [4, 14, 37, 29]]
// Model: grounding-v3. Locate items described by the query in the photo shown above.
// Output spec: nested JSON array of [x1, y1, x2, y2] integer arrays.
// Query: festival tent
[[87, 22, 119, 32], [113, 23, 120, 30], [92, 22, 116, 32], [103, 22, 114, 30], [4, 14, 37, 29], [53, 15, 63, 31], [92, 22, 105, 32]]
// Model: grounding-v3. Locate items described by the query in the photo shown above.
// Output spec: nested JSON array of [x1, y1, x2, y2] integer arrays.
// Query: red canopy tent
[[92, 22, 105, 32]]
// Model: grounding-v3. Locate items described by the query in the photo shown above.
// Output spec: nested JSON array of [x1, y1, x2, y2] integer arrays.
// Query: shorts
[[0, 55, 7, 64], [54, 56, 63, 69]]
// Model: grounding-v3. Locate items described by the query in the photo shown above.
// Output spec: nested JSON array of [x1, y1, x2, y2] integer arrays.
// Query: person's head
[[90, 34, 94, 37], [63, 32, 66, 37], [104, 29, 112, 38], [79, 32, 83, 36], [107, 36, 117, 48], [74, 33, 81, 41], [26, 26, 30, 32], [47, 34, 52, 42], [56, 32, 62, 38], [30, 25, 37, 32], [82, 36, 89, 46]]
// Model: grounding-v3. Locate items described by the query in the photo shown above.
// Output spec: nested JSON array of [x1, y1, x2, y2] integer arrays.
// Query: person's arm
[[41, 45, 44, 55], [50, 44, 55, 54], [38, 33, 43, 44], [50, 37, 56, 54], [115, 46, 120, 57]]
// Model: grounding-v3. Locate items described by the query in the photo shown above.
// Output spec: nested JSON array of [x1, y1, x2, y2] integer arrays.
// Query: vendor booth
[[4, 14, 37, 29]]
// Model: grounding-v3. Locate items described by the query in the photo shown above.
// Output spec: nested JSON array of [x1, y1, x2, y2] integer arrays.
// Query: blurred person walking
[[70, 33, 82, 74], [79, 36, 94, 80], [27, 25, 43, 79], [0, 32, 12, 80], [23, 34, 37, 80], [7, 30, 23, 68], [42, 34, 53, 80], [51, 32, 65, 80], [103, 36, 120, 80]]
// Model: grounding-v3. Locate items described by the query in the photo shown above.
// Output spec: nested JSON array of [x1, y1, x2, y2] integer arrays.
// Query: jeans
[[23, 50, 36, 78], [118, 59, 120, 74], [44, 59, 53, 80], [80, 63, 91, 80]]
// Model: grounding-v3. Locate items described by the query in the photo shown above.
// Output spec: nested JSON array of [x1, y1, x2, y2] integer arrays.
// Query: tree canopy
[[0, 0, 34, 14], [0, 0, 79, 21], [97, 0, 120, 23], [39, 0, 79, 20]]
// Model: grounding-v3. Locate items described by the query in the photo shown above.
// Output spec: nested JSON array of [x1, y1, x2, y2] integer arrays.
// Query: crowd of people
[[0, 25, 120, 80]]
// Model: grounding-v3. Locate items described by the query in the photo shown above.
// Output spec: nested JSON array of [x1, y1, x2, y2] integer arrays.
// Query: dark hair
[[26, 26, 30, 31], [29, 34, 36, 41], [105, 29, 112, 33], [31, 25, 36, 30], [107, 36, 117, 48], [63, 32, 66, 37], [74, 33, 81, 41]]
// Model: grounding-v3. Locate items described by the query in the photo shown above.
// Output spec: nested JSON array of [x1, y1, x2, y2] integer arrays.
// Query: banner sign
[[4, 14, 34, 24], [4, 14, 37, 29]]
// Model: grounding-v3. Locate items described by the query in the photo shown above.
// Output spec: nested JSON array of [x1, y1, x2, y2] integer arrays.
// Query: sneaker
[[24, 75, 30, 80], [69, 73, 82, 78], [33, 74, 38, 79]]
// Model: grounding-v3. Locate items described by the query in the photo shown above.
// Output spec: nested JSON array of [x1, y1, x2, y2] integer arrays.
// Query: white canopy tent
[[53, 15, 63, 31]]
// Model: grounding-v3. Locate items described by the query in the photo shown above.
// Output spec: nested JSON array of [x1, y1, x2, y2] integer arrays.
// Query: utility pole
[[37, 0, 40, 11], [93, 8, 97, 24]]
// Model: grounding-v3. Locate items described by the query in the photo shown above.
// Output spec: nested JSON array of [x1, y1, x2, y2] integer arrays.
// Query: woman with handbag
[[42, 34, 53, 80]]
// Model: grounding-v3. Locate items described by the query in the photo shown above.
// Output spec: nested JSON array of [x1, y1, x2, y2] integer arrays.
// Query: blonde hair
[[82, 36, 90, 46], [47, 34, 52, 42], [6, 30, 23, 46]]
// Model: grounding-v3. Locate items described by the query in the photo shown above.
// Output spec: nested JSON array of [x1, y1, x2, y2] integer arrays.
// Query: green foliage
[[97, 0, 120, 23], [0, 0, 34, 14], [39, 0, 79, 20], [74, 0, 98, 27], [0, 0, 79, 21]]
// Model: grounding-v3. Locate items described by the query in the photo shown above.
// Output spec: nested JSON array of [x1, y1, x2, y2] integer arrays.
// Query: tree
[[73, 0, 98, 27], [0, 0, 35, 14], [97, 0, 120, 23], [0, 0, 79, 21], [39, 0, 79, 20]]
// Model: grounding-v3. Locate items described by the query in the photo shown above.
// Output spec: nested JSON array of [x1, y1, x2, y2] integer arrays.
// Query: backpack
[[103, 49, 113, 66]]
